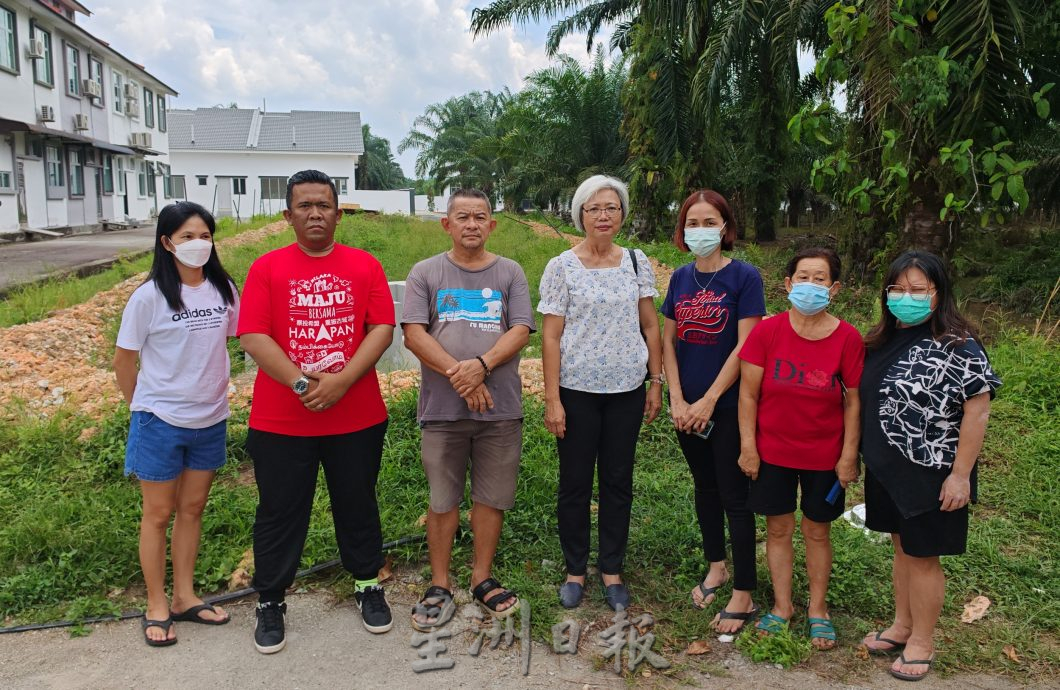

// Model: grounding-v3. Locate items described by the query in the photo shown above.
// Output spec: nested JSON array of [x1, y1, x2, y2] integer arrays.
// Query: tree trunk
[[753, 179, 778, 242], [901, 200, 956, 258]]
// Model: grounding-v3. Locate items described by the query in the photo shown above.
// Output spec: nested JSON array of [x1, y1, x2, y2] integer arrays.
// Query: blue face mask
[[788, 281, 832, 316], [684, 227, 723, 257], [887, 293, 934, 325]]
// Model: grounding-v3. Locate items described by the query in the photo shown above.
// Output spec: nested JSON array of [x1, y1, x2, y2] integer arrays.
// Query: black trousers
[[556, 386, 645, 576], [675, 406, 756, 591], [248, 420, 388, 603]]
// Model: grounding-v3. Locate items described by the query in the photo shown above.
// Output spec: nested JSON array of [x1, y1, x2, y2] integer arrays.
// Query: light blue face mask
[[887, 293, 934, 325], [788, 281, 832, 316], [685, 227, 723, 257]]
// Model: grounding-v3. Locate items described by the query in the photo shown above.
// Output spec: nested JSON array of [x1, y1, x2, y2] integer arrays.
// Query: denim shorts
[[124, 411, 227, 482]]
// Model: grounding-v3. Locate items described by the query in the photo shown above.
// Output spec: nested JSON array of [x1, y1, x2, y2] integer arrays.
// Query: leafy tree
[[356, 124, 406, 190]]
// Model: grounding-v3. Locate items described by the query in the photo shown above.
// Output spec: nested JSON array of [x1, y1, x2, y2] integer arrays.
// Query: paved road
[[0, 227, 157, 294]]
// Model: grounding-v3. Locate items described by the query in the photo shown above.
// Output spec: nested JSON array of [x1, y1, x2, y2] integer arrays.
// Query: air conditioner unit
[[39, 105, 55, 122], [140, 132, 153, 148], [26, 38, 46, 60], [82, 79, 102, 99], [73, 114, 90, 131], [125, 98, 140, 118], [128, 133, 140, 146], [123, 83, 138, 99]]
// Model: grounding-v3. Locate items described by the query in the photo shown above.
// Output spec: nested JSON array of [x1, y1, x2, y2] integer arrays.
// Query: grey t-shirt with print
[[402, 252, 536, 422]]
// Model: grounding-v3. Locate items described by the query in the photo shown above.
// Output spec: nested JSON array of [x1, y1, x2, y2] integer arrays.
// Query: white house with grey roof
[[168, 107, 414, 217], [0, 0, 177, 237]]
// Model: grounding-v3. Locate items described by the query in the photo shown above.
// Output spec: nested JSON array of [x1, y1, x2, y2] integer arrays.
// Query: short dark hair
[[286, 169, 338, 209], [146, 201, 237, 311], [673, 189, 737, 252], [786, 247, 841, 283], [864, 249, 977, 350], [447, 188, 492, 214]]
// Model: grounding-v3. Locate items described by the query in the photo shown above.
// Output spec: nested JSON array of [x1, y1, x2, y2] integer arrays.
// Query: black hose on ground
[[0, 533, 426, 635]]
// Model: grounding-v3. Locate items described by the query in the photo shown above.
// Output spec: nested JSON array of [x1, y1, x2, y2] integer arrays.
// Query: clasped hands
[[447, 358, 493, 413], [298, 370, 351, 412]]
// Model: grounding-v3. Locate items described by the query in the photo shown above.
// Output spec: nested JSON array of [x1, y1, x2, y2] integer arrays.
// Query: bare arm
[[836, 389, 861, 487], [940, 392, 991, 511], [240, 332, 305, 391], [402, 322, 459, 376], [737, 360, 764, 480], [446, 325, 531, 396], [661, 318, 688, 428], [683, 315, 762, 432], [639, 297, 663, 424], [113, 347, 139, 404], [302, 323, 395, 408], [542, 314, 566, 438]]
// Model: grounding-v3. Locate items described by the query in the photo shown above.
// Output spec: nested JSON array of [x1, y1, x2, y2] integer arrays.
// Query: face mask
[[171, 238, 213, 268], [685, 227, 723, 257], [887, 293, 934, 325], [788, 281, 832, 316]]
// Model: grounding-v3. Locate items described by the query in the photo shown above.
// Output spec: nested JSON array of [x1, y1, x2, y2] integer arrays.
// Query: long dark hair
[[864, 250, 977, 350], [146, 202, 237, 312]]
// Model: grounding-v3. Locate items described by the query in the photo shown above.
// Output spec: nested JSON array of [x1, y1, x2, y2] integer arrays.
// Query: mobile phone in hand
[[691, 420, 715, 440]]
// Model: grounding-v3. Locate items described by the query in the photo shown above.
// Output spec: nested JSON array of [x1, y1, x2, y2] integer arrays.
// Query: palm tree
[[356, 124, 406, 190]]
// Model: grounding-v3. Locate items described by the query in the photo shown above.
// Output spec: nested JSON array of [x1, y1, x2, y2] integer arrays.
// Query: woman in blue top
[[661, 189, 766, 634]]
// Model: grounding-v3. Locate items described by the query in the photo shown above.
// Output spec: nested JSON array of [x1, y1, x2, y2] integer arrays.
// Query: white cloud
[[81, 1, 613, 176]]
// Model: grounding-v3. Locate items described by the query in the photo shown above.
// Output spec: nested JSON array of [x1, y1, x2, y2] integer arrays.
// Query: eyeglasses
[[886, 285, 935, 300], [582, 205, 622, 218]]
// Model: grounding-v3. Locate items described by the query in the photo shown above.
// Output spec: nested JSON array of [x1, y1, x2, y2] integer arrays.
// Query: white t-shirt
[[116, 280, 239, 428], [537, 248, 657, 393]]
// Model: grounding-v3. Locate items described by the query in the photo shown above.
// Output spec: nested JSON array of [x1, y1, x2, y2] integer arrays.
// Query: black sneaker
[[354, 585, 393, 634], [254, 601, 287, 654]]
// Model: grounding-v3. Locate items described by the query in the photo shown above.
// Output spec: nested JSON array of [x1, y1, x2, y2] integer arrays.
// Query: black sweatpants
[[675, 406, 756, 592], [248, 420, 388, 603], [556, 385, 645, 576]]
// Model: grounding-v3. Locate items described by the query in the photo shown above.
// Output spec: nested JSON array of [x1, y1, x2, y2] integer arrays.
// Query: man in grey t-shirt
[[402, 189, 535, 629]]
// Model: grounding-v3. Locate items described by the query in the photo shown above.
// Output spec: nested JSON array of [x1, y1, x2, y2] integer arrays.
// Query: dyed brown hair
[[673, 189, 737, 252]]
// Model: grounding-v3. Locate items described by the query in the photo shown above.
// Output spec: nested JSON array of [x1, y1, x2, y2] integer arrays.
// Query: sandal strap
[[483, 589, 516, 608], [808, 618, 837, 639], [471, 577, 502, 600], [413, 585, 453, 616], [719, 605, 760, 622]]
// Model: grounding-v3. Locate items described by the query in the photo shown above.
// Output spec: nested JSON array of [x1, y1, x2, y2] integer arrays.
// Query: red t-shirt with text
[[237, 244, 395, 436], [738, 311, 864, 470]]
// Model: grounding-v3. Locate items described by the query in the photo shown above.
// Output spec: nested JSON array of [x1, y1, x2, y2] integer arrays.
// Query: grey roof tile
[[168, 109, 363, 153]]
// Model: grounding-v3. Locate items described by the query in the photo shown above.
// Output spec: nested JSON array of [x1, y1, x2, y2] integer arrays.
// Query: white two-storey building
[[0, 0, 177, 236]]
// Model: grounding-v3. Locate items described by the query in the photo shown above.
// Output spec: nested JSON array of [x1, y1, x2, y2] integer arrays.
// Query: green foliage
[[735, 625, 813, 668], [356, 124, 406, 190]]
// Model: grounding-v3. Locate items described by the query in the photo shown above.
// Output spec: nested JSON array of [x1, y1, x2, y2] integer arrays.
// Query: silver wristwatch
[[292, 375, 310, 395]]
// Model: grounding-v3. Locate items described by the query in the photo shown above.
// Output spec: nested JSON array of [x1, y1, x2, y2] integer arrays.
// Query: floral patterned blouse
[[538, 248, 657, 393]]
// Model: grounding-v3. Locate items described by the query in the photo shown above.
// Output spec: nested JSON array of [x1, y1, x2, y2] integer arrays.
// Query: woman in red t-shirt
[[736, 247, 864, 649]]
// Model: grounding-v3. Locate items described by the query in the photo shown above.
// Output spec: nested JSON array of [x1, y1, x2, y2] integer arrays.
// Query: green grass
[[0, 214, 282, 328], [0, 213, 1057, 679]]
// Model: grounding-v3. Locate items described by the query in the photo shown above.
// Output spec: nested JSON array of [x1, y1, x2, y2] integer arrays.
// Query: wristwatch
[[292, 375, 310, 395]]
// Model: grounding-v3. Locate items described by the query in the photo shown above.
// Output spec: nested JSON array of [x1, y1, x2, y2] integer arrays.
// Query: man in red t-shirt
[[237, 170, 396, 653]]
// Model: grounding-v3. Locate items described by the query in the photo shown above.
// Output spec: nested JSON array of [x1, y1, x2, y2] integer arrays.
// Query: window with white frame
[[102, 154, 113, 193], [146, 162, 155, 197], [0, 169, 13, 192], [45, 145, 64, 198], [116, 156, 125, 194], [31, 24, 52, 86], [170, 175, 186, 199], [333, 177, 349, 195], [137, 160, 146, 197], [143, 86, 154, 128], [260, 176, 287, 199], [157, 94, 167, 132], [232, 177, 246, 195], [126, 80, 139, 118], [88, 57, 103, 106], [65, 43, 80, 96], [0, 5, 17, 74], [111, 69, 123, 114], [68, 148, 84, 196]]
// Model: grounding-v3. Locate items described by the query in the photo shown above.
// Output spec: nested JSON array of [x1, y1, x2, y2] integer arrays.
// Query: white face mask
[[684, 227, 723, 257], [171, 238, 213, 268]]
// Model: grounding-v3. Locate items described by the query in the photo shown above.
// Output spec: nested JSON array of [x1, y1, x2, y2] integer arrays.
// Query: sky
[[81, 1, 605, 178]]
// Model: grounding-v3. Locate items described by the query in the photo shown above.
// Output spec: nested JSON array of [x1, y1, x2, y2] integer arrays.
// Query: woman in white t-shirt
[[113, 201, 239, 647]]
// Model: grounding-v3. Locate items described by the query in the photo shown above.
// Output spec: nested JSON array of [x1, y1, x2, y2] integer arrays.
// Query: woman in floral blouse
[[539, 175, 664, 611]]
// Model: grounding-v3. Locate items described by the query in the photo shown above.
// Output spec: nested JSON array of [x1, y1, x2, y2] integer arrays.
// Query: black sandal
[[170, 603, 230, 625], [411, 585, 454, 632], [714, 605, 760, 634], [471, 577, 519, 619], [141, 617, 177, 647]]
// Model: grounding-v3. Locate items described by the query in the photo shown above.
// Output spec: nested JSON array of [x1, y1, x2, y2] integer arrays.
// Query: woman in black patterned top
[[858, 250, 1001, 682]]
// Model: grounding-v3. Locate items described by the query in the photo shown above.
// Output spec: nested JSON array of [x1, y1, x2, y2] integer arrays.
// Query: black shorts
[[745, 459, 844, 523], [864, 469, 969, 557]]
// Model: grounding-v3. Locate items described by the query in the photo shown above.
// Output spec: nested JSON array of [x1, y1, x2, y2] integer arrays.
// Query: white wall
[[414, 194, 452, 213], [347, 189, 413, 215], [169, 150, 360, 217]]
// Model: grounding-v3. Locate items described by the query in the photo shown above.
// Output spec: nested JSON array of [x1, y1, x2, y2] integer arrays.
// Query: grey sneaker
[[254, 601, 287, 654], [354, 585, 393, 634]]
